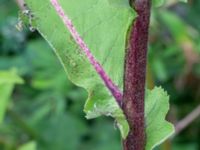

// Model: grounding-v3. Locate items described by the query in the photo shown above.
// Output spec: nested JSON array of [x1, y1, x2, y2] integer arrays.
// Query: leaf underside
[[25, 0, 135, 138], [24, 0, 174, 149]]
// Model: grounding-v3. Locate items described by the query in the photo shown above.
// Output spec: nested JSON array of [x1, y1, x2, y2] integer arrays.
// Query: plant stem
[[122, 0, 151, 150], [8, 109, 39, 139], [175, 105, 200, 135]]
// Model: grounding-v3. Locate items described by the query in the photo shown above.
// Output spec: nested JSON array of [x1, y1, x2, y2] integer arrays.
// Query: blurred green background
[[0, 0, 200, 150]]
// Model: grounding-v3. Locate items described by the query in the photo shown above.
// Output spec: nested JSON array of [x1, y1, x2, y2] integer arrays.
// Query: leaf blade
[[0, 69, 23, 123], [25, 0, 136, 138], [145, 87, 175, 150]]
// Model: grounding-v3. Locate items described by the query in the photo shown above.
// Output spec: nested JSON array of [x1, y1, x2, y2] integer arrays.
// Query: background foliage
[[0, 0, 199, 150]]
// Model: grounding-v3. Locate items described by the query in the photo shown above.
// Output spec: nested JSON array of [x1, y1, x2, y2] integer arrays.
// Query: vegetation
[[0, 0, 200, 149]]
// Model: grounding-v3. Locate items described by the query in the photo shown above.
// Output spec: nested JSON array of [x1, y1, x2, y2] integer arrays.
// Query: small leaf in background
[[153, 0, 165, 7], [0, 69, 23, 123], [145, 87, 174, 150], [17, 141, 36, 150]]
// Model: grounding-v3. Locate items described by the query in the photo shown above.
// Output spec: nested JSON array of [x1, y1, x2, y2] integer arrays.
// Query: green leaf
[[0, 69, 23, 123], [153, 0, 165, 7], [24, 0, 136, 138], [159, 10, 190, 43], [17, 141, 36, 150], [145, 87, 174, 150]]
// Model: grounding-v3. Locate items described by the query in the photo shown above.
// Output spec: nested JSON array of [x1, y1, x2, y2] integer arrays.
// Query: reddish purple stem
[[122, 0, 151, 150], [51, 0, 122, 105]]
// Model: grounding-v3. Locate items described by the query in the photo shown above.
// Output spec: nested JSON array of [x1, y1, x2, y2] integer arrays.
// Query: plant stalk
[[122, 0, 151, 150], [175, 104, 200, 135]]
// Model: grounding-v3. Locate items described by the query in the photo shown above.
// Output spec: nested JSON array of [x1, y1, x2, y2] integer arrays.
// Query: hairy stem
[[50, 0, 123, 105], [122, 0, 151, 150]]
